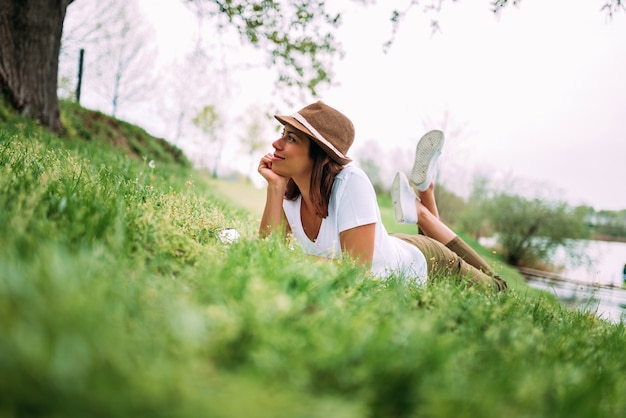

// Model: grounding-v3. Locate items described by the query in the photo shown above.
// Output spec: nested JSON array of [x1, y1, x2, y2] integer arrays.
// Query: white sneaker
[[391, 171, 418, 224], [409, 130, 445, 191]]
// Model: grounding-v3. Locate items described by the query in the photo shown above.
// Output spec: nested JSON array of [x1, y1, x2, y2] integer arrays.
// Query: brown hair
[[285, 139, 343, 218]]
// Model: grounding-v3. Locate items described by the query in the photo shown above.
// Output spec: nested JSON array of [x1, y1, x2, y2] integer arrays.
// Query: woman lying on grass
[[257, 101, 507, 291]]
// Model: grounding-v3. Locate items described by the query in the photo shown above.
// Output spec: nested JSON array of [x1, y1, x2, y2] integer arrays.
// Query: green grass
[[1, 100, 626, 418]]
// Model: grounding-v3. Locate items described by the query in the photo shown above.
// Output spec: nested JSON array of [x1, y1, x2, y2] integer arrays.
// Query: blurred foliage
[[449, 175, 592, 267], [432, 182, 466, 226], [186, 0, 341, 96], [484, 192, 590, 267], [457, 175, 492, 240], [591, 209, 626, 241]]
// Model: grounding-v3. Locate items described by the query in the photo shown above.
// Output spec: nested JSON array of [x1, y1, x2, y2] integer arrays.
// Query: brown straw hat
[[274, 100, 355, 165]]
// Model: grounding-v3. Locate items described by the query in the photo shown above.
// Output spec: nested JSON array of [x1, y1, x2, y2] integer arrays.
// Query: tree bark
[[0, 0, 74, 132]]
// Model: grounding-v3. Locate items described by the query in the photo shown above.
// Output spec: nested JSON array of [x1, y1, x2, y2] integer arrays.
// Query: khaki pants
[[391, 233, 507, 292]]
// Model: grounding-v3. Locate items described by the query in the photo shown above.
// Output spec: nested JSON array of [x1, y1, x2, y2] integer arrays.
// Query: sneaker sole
[[391, 172, 404, 223], [409, 130, 445, 190]]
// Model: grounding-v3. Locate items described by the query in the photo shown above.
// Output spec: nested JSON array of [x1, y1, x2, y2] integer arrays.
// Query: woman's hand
[[258, 152, 289, 187]]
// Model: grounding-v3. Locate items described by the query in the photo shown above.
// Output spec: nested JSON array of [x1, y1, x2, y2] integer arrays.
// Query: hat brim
[[274, 114, 352, 165]]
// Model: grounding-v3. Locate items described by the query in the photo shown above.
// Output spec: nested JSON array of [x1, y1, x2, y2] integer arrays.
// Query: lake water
[[552, 240, 626, 288], [480, 238, 626, 323], [523, 274, 626, 323]]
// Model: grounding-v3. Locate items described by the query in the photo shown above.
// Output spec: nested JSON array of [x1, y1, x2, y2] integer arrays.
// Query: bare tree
[[96, 8, 157, 117], [60, 0, 125, 54], [158, 46, 221, 144], [239, 105, 272, 181], [191, 104, 224, 176], [58, 0, 122, 100], [59, 0, 158, 117]]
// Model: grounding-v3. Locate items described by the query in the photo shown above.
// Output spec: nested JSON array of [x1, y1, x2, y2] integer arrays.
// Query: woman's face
[[270, 125, 313, 178]]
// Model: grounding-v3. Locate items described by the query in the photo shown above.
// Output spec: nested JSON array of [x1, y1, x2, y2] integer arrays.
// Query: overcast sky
[[69, 0, 626, 211], [320, 0, 626, 211]]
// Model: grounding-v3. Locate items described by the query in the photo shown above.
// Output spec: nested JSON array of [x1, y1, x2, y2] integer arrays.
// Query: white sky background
[[64, 0, 626, 211], [322, 0, 626, 211]]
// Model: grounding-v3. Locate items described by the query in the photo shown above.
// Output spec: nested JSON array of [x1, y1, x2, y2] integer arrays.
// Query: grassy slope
[[2, 100, 626, 418]]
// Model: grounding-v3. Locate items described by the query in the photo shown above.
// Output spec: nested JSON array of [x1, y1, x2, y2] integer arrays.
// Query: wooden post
[[76, 48, 84, 103]]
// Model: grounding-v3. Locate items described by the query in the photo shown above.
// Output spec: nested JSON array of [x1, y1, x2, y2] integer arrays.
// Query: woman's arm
[[258, 153, 289, 237], [339, 223, 376, 267], [259, 182, 289, 237]]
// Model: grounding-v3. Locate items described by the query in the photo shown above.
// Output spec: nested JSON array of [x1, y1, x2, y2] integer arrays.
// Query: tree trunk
[[0, 0, 74, 133]]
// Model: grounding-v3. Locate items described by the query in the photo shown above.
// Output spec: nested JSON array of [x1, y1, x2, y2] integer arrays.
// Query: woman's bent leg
[[391, 233, 507, 291], [446, 236, 507, 291]]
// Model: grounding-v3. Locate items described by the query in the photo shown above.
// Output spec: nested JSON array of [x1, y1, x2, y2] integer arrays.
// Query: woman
[[258, 101, 506, 291]]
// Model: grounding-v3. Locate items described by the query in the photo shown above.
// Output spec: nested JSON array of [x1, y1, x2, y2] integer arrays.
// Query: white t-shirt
[[283, 165, 427, 284]]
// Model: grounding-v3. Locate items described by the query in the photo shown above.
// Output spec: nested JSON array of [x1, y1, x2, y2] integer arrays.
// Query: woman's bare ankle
[[417, 183, 439, 219]]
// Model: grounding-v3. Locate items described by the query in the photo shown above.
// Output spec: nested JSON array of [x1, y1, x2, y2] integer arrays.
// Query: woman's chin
[[271, 166, 287, 177]]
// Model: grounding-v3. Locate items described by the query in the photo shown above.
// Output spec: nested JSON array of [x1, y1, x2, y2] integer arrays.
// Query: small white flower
[[148, 160, 155, 169]]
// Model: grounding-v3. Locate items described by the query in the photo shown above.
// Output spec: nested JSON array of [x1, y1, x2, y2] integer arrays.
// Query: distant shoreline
[[591, 234, 626, 243]]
